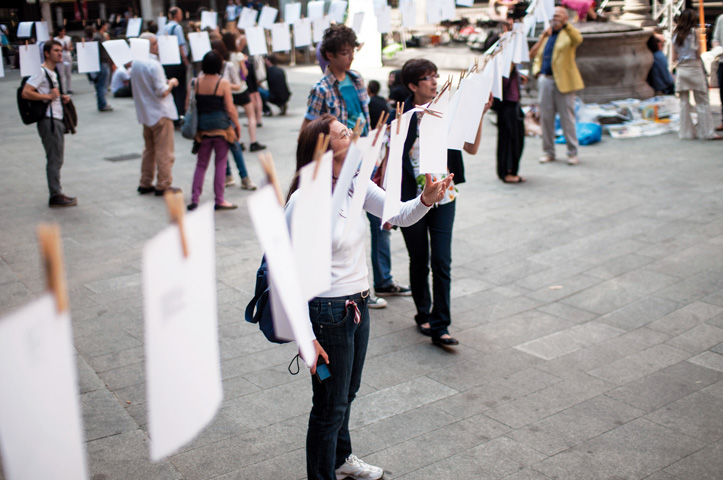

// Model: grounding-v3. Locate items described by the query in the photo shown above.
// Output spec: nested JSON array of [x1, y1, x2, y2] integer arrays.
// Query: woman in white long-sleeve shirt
[[286, 114, 452, 480]]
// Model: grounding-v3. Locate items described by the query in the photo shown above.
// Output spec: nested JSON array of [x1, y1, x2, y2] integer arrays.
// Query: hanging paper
[[102, 39, 133, 67], [35, 21, 50, 42], [419, 92, 449, 174], [376, 6, 392, 34], [20, 44, 42, 77], [352, 11, 365, 35], [307, 1, 326, 20], [188, 31, 212, 62], [157, 35, 181, 65], [294, 18, 313, 47], [126, 17, 142, 38], [258, 6, 279, 29], [200, 11, 219, 30], [329, 0, 348, 24], [285, 3, 302, 24], [238, 7, 259, 30], [313, 16, 331, 44], [271, 22, 292, 52], [401, 0, 417, 28], [76, 42, 100, 73], [246, 26, 268, 56], [129, 37, 150, 62]]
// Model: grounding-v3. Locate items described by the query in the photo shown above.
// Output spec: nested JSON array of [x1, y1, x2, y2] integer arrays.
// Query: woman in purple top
[[495, 64, 527, 183]]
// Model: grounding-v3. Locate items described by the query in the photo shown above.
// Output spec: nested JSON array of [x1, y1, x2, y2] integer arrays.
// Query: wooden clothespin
[[258, 153, 284, 206], [25, 40, 28, 50], [82, 37, 85, 46], [418, 106, 443, 118], [372, 111, 388, 147], [434, 79, 450, 104], [312, 133, 330, 179], [97, 18, 101, 26], [164, 191, 189, 258], [395, 102, 402, 135], [186, 11, 190, 19], [36, 224, 69, 314], [351, 117, 364, 140], [63, 18, 67, 26], [82, 19, 86, 27]]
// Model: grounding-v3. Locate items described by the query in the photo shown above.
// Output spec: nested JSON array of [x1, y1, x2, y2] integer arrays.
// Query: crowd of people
[[12, 4, 723, 480]]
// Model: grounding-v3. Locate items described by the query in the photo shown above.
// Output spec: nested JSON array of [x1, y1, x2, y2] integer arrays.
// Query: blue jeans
[[367, 212, 393, 289], [307, 291, 370, 480], [95, 63, 110, 110], [225, 141, 248, 178], [400, 200, 455, 338]]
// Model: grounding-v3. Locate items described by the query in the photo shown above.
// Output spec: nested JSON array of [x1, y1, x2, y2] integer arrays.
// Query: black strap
[[213, 77, 222, 95], [42, 67, 59, 132]]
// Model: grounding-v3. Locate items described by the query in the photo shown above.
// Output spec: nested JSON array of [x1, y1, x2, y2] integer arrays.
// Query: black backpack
[[17, 69, 53, 125], [244, 257, 290, 344]]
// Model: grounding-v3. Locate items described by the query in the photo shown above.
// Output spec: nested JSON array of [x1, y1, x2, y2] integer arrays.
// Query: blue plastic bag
[[555, 122, 602, 146]]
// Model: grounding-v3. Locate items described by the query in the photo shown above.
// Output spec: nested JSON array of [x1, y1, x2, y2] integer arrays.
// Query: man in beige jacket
[[531, 7, 584, 165]]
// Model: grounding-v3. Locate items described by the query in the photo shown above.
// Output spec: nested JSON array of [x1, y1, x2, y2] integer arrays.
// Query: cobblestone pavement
[[1, 58, 723, 480]]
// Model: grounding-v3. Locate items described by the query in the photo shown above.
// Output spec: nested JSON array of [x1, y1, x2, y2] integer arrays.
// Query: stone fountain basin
[[574, 22, 655, 103]]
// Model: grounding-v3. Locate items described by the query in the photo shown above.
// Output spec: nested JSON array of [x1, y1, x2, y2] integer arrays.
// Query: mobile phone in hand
[[315, 357, 331, 382]]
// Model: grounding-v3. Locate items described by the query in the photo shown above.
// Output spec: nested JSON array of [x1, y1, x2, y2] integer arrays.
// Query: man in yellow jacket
[[531, 7, 584, 165]]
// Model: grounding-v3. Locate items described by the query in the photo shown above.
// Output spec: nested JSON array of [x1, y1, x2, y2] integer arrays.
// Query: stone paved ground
[[1, 55, 723, 480]]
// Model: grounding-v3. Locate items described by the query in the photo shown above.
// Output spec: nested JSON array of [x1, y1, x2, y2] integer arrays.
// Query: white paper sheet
[[351, 11, 365, 35], [157, 35, 181, 65], [490, 53, 503, 100], [373, 0, 388, 11], [248, 186, 317, 367], [258, 6, 279, 29], [441, 0, 456, 20], [313, 16, 331, 44], [536, 1, 551, 30], [285, 3, 302, 24], [35, 21, 50, 42], [76, 42, 100, 73], [158, 16, 168, 33], [331, 140, 363, 232], [102, 39, 133, 67], [126, 17, 142, 38], [427, 0, 442, 24], [291, 152, 333, 300], [0, 55, 4, 77], [456, 0, 474, 7], [500, 32, 514, 78], [383, 111, 413, 224], [341, 132, 386, 244], [143, 202, 222, 461], [226, 5, 239, 21], [0, 295, 88, 480], [129, 37, 150, 61], [419, 93, 449, 174], [329, 0, 348, 23], [307, 1, 325, 20], [463, 73, 492, 144], [401, 0, 417, 27], [523, 14, 536, 37], [271, 22, 292, 52], [513, 29, 530, 63], [19, 44, 41, 78], [543, 0, 555, 18], [376, 6, 392, 34], [238, 7, 259, 29], [294, 18, 313, 47], [200, 11, 218, 30], [17, 22, 33, 38], [188, 31, 212, 62], [245, 26, 268, 56]]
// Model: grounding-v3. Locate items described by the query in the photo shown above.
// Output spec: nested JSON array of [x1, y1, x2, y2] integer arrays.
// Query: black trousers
[[496, 100, 525, 179], [718, 63, 723, 118], [163, 64, 187, 122], [400, 200, 455, 338]]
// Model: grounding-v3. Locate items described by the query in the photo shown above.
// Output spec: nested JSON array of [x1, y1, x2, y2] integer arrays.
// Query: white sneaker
[[241, 176, 258, 190], [539, 155, 554, 163], [225, 175, 236, 187], [335, 455, 384, 480], [367, 296, 387, 309], [567, 155, 579, 165]]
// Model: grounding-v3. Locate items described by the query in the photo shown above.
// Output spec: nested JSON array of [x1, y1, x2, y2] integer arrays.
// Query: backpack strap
[[42, 67, 56, 132]]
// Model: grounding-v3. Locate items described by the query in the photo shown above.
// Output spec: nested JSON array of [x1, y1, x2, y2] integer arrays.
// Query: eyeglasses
[[334, 128, 352, 141], [419, 74, 440, 82]]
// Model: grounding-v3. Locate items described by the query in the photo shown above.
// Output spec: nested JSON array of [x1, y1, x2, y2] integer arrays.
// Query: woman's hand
[[421, 173, 454, 206], [234, 122, 242, 141], [309, 339, 329, 375]]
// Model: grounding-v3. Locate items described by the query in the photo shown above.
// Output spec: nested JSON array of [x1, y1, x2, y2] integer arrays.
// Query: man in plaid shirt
[[301, 25, 370, 136]]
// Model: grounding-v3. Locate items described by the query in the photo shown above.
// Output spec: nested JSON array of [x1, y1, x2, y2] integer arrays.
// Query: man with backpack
[[21, 40, 77, 207]]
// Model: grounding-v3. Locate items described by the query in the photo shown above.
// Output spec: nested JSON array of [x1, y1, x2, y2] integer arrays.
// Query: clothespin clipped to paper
[[351, 117, 364, 141], [63, 18, 67, 26], [433, 79, 450, 104], [186, 11, 190, 19], [312, 133, 330, 179], [371, 111, 388, 146], [418, 105, 443, 119], [25, 40, 28, 51], [36, 223, 69, 314], [163, 191, 189, 258], [395, 102, 402, 135], [258, 153, 285, 206]]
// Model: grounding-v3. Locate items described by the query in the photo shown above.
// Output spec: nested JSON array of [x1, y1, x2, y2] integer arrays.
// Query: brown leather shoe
[[715, 124, 723, 131], [49, 194, 78, 207]]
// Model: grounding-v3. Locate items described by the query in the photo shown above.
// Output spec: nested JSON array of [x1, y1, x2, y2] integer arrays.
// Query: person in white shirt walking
[[54, 27, 73, 94], [130, 33, 182, 196], [22, 40, 77, 207]]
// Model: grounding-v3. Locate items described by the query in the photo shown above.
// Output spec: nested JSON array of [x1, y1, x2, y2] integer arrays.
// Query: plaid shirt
[[305, 69, 371, 132]]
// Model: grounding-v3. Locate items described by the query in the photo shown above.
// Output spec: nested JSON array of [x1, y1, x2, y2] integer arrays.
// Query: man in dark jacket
[[260, 54, 291, 115]]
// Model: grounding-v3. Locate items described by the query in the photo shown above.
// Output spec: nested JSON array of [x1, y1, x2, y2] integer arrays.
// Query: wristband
[[420, 195, 433, 208]]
